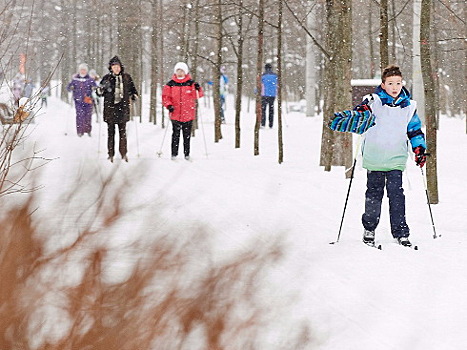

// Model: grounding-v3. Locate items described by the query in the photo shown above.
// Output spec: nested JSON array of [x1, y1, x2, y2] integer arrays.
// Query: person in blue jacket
[[219, 66, 229, 123], [330, 64, 427, 247], [261, 63, 278, 128]]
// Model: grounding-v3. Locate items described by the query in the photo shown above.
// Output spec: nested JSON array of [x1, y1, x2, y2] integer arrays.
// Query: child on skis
[[329, 64, 427, 247], [67, 63, 97, 137], [162, 62, 203, 161]]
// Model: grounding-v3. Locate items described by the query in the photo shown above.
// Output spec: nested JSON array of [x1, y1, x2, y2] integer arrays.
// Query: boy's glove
[[414, 146, 426, 168], [194, 83, 200, 91], [354, 103, 371, 113], [167, 105, 174, 113]]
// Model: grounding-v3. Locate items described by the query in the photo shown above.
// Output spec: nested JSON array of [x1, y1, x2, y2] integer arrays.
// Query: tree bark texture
[[214, 0, 223, 143], [420, 0, 439, 203], [379, 0, 389, 71], [254, 0, 264, 156], [320, 0, 353, 176], [235, 0, 245, 149], [277, 0, 284, 164]]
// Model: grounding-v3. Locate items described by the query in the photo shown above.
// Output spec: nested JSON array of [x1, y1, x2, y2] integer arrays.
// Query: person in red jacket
[[162, 62, 203, 160]]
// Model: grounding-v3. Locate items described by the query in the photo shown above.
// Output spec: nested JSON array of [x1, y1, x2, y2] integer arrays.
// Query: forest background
[[0, 1, 466, 349], [1, 0, 465, 199]]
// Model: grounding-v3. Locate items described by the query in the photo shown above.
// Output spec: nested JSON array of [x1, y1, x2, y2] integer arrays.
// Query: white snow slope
[[14, 95, 467, 349]]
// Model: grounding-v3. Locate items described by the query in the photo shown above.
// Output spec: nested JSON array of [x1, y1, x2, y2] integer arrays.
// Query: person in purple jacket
[[67, 63, 97, 137]]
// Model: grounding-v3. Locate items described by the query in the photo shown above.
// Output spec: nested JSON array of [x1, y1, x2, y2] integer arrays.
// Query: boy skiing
[[162, 62, 203, 161], [330, 65, 427, 247]]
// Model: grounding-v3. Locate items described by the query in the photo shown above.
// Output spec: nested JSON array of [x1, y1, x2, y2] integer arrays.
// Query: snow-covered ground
[[16, 94, 467, 349]]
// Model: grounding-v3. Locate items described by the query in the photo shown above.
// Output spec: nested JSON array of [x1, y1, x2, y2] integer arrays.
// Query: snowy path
[[20, 97, 467, 349]]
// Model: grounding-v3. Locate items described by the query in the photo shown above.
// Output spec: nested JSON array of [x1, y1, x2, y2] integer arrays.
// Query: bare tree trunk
[[235, 0, 245, 149], [180, 0, 190, 62], [60, 0, 71, 102], [420, 0, 439, 203], [368, 2, 376, 78], [412, 0, 425, 121], [117, 0, 142, 120], [464, 1, 467, 133], [320, 0, 353, 176], [254, 0, 264, 156], [71, 0, 77, 71], [305, 3, 317, 117], [149, 0, 159, 125], [214, 0, 223, 142], [379, 0, 389, 70], [277, 0, 283, 164], [191, 0, 201, 133], [159, 0, 166, 129], [390, 0, 397, 63]]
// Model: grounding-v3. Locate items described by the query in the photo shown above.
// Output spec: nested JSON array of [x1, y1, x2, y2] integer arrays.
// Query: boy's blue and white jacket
[[330, 86, 426, 171]]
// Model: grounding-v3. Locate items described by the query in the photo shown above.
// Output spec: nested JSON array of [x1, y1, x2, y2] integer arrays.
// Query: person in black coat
[[97, 56, 138, 162]]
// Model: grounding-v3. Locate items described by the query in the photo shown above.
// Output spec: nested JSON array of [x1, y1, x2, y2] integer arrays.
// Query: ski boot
[[397, 237, 412, 247], [363, 229, 376, 246]]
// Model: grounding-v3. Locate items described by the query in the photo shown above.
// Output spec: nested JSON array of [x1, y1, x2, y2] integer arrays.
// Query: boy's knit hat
[[174, 62, 189, 74]]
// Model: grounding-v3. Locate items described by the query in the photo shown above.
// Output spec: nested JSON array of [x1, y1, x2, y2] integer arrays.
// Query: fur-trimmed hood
[[108, 56, 125, 73]]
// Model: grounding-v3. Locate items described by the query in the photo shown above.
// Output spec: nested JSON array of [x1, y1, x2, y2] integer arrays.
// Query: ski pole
[[420, 167, 439, 239], [134, 119, 140, 158], [330, 136, 362, 244], [196, 98, 208, 159], [93, 97, 99, 123], [156, 115, 170, 158], [330, 157, 357, 244], [97, 119, 102, 155], [93, 99, 102, 155], [64, 112, 70, 136]]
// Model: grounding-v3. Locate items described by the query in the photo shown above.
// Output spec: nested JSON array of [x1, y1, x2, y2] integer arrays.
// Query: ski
[[364, 241, 382, 250], [397, 243, 419, 250], [396, 237, 418, 250]]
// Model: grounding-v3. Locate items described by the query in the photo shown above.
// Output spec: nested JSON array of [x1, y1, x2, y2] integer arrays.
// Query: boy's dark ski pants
[[171, 120, 193, 157], [362, 170, 410, 238]]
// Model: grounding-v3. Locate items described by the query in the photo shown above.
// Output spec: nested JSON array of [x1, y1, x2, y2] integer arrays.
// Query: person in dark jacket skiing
[[67, 63, 98, 137], [162, 62, 203, 160], [97, 56, 138, 162], [261, 63, 278, 128]]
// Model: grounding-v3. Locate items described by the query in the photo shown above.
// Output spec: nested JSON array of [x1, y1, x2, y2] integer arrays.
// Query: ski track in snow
[[11, 96, 467, 349]]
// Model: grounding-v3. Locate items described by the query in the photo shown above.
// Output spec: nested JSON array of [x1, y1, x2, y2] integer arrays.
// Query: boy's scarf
[[114, 74, 123, 104]]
